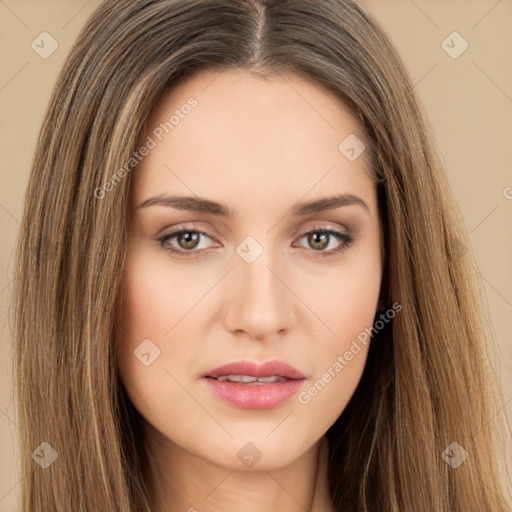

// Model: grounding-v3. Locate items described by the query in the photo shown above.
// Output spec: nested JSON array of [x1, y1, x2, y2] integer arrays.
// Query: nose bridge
[[223, 238, 293, 339], [241, 254, 280, 308]]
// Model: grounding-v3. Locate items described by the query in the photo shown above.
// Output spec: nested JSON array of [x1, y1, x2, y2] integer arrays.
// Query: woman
[[11, 0, 511, 510]]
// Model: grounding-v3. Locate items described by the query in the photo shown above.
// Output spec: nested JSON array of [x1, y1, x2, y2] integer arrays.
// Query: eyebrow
[[139, 193, 369, 216]]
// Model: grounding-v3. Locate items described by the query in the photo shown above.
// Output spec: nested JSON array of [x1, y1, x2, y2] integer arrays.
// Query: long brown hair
[[11, 0, 511, 510]]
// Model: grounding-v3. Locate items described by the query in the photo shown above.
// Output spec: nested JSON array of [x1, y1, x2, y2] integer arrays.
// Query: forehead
[[131, 69, 375, 214]]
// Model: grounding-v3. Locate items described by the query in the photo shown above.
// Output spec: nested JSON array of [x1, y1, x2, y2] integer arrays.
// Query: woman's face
[[116, 69, 383, 471]]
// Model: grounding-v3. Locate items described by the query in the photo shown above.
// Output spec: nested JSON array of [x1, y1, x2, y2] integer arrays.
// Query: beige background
[[1, 0, 511, 509]]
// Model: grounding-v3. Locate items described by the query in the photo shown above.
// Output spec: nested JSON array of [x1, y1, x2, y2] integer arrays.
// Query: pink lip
[[202, 360, 306, 410], [203, 360, 306, 380]]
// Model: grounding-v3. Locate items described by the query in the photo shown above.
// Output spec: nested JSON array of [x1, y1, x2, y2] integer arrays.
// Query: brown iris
[[307, 232, 329, 251], [177, 231, 201, 250]]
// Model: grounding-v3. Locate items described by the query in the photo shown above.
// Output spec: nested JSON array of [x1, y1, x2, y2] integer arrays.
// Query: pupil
[[179, 232, 199, 249], [310, 232, 328, 250]]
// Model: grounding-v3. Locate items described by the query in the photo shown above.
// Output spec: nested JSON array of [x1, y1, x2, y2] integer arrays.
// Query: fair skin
[[116, 69, 383, 512]]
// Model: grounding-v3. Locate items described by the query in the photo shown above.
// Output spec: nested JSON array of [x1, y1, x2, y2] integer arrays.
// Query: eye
[[158, 228, 219, 258], [294, 228, 354, 257], [157, 225, 355, 259]]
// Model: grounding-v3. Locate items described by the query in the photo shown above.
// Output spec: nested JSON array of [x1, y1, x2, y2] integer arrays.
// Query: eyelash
[[157, 225, 355, 259]]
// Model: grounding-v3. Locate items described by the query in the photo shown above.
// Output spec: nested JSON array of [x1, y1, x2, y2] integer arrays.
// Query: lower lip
[[202, 377, 304, 410]]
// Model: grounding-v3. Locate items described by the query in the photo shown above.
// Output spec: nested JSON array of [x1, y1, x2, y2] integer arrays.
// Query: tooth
[[214, 375, 286, 383], [216, 375, 258, 382], [239, 375, 258, 383], [257, 376, 280, 383]]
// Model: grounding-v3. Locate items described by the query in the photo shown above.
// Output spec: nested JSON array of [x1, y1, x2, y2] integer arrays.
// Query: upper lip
[[203, 360, 306, 380]]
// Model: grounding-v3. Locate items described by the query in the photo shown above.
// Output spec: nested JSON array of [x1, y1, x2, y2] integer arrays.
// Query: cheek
[[115, 245, 215, 434], [115, 245, 206, 383], [293, 246, 381, 415], [301, 243, 382, 348], [293, 295, 377, 431], [116, 239, 219, 338]]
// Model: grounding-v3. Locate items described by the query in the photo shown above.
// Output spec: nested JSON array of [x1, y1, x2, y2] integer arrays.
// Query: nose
[[222, 246, 296, 342]]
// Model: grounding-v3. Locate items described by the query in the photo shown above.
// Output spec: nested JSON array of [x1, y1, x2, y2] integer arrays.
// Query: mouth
[[201, 359, 306, 409]]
